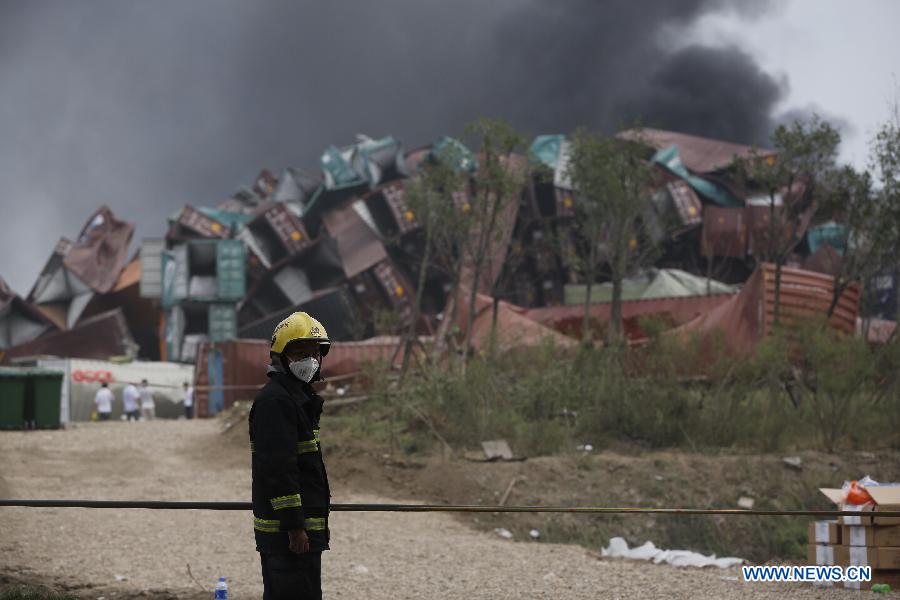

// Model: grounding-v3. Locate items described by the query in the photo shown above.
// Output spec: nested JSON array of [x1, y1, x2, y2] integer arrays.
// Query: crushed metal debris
[[2, 129, 883, 417]]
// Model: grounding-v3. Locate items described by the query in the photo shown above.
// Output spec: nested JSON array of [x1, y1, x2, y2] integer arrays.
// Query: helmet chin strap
[[278, 353, 292, 375], [309, 357, 324, 383], [313, 360, 324, 382]]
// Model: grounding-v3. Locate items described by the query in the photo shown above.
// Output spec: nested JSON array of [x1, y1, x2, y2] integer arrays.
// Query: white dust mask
[[289, 357, 319, 383]]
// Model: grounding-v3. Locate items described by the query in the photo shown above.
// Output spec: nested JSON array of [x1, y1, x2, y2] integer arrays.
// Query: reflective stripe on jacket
[[250, 371, 330, 553]]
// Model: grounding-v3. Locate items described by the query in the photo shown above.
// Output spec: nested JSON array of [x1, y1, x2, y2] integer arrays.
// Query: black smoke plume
[[0, 0, 789, 292]]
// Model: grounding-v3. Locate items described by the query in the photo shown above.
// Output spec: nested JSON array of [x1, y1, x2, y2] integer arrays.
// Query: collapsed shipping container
[[160, 239, 246, 305], [193, 339, 270, 417], [192, 336, 422, 417], [162, 302, 237, 363]]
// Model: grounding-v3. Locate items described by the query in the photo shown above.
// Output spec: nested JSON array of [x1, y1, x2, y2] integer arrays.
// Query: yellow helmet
[[270, 312, 330, 356]]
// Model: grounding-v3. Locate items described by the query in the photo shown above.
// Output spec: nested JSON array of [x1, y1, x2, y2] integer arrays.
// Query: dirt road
[[0, 421, 859, 599]]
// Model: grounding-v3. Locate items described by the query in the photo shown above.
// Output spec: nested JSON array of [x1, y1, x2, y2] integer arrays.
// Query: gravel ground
[[0, 421, 884, 599]]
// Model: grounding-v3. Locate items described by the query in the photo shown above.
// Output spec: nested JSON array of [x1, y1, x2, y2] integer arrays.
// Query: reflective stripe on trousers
[[270, 494, 302, 510], [251, 439, 319, 454]]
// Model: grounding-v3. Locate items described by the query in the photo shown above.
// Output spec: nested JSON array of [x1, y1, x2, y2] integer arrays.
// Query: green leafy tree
[[403, 118, 526, 370], [818, 166, 880, 318], [869, 107, 900, 326], [567, 129, 657, 346], [457, 118, 527, 364], [398, 144, 471, 378], [817, 111, 900, 332], [792, 319, 879, 451], [740, 117, 841, 324]]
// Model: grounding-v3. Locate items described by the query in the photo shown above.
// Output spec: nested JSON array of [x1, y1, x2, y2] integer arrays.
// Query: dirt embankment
[[322, 418, 900, 563], [1, 414, 896, 599]]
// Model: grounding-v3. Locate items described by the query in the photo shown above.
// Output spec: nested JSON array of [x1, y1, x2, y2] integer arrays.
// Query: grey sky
[[685, 0, 900, 165], [1, 1, 897, 294]]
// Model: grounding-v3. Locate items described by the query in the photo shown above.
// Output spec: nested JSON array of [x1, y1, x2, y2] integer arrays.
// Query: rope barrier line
[[1, 499, 898, 518]]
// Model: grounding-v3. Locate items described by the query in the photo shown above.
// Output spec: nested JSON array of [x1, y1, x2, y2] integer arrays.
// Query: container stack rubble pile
[[1, 206, 151, 362], [1, 128, 886, 370]]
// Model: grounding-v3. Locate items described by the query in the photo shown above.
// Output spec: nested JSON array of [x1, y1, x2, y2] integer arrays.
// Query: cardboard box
[[807, 543, 836, 566], [843, 525, 900, 547], [840, 570, 900, 590], [871, 487, 900, 526], [808, 520, 841, 545], [818, 488, 871, 525], [834, 545, 900, 569], [819, 487, 900, 526]]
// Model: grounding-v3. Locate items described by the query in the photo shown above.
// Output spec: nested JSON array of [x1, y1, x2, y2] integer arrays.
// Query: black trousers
[[260, 551, 322, 600]]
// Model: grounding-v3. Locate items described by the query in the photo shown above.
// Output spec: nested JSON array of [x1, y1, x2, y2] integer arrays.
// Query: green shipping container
[[208, 304, 238, 343], [216, 239, 246, 300], [0, 368, 63, 429]]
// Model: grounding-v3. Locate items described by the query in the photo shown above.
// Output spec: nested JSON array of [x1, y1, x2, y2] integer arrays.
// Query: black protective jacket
[[249, 369, 330, 553]]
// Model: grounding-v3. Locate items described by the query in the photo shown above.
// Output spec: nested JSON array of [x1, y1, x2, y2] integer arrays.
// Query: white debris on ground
[[602, 537, 745, 569]]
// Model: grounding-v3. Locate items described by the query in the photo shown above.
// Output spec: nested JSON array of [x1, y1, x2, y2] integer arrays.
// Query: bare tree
[[487, 210, 537, 353]]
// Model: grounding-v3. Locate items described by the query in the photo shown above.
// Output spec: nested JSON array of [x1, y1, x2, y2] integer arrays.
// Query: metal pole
[[0, 499, 897, 518]]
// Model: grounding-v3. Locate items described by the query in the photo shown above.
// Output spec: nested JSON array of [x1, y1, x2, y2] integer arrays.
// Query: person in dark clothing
[[250, 311, 331, 600]]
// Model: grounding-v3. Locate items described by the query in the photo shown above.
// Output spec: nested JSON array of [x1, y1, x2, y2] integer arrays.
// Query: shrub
[[381, 326, 899, 455]]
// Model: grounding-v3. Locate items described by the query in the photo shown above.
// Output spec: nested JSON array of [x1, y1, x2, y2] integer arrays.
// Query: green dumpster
[[0, 370, 27, 429], [0, 367, 64, 430], [33, 373, 64, 429]]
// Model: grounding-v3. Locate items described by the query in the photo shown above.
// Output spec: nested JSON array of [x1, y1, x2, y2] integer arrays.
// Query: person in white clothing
[[94, 382, 114, 421], [183, 382, 194, 419], [122, 383, 140, 421], [139, 379, 155, 420]]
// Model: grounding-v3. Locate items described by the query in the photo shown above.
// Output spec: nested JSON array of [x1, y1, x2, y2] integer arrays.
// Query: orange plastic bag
[[844, 480, 875, 505]]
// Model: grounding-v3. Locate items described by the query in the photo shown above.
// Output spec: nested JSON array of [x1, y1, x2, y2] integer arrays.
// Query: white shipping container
[[36, 358, 195, 422]]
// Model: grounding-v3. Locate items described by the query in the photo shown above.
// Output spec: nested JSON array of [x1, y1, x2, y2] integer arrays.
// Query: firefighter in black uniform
[[250, 311, 331, 599]]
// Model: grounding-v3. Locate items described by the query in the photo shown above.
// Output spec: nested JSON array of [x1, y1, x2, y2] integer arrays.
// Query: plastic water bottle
[[214, 577, 228, 600]]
